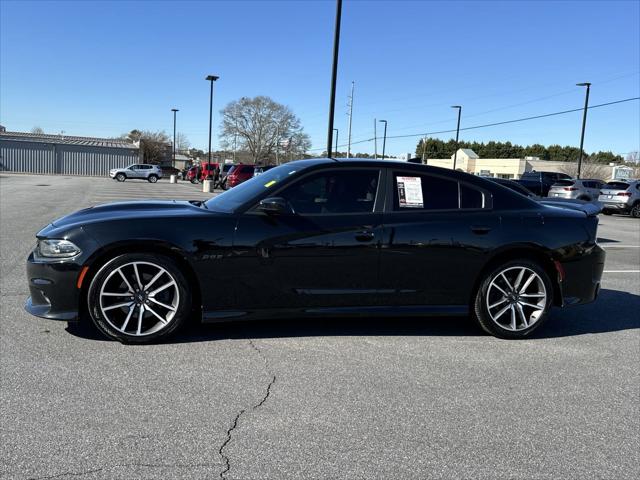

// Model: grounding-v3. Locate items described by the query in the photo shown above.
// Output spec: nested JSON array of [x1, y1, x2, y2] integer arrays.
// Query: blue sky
[[1, 0, 639, 157]]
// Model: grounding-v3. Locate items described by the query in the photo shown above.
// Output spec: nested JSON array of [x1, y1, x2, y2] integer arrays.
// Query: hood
[[50, 200, 211, 229]]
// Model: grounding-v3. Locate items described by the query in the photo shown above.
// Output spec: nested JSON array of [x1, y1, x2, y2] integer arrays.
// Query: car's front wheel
[[630, 202, 640, 218], [115, 173, 126, 182], [148, 175, 158, 183], [473, 259, 553, 339], [87, 253, 191, 343]]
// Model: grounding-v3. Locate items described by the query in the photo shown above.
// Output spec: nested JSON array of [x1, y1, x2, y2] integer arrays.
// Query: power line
[[309, 96, 639, 152]]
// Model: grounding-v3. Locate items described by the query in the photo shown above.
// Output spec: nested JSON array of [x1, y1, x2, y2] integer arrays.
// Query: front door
[[232, 168, 384, 310]]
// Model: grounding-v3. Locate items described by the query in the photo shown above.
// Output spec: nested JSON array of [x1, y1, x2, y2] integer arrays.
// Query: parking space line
[[601, 245, 640, 249], [603, 270, 640, 273]]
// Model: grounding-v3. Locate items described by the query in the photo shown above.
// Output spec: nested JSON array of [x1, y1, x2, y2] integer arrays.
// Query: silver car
[[598, 180, 640, 217], [547, 178, 604, 201], [109, 164, 163, 183]]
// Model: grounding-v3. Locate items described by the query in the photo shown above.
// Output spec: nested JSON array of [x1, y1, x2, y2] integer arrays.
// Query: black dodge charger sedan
[[26, 159, 605, 343]]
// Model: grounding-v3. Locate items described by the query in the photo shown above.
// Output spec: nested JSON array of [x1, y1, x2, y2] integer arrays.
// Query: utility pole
[[374, 118, 377, 159], [421, 135, 428, 164], [333, 128, 339, 156], [347, 80, 354, 158], [451, 105, 462, 170], [576, 82, 591, 179], [326, 0, 342, 158]]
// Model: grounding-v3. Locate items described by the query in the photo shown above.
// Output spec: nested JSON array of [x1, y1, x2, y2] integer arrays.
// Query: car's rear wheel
[[630, 202, 640, 218], [87, 254, 191, 343], [148, 175, 158, 183], [602, 209, 613, 215], [116, 173, 126, 182], [473, 259, 553, 339]]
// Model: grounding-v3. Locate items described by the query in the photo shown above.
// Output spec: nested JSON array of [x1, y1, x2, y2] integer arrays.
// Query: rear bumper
[[599, 201, 630, 212], [558, 244, 605, 306], [25, 252, 81, 321]]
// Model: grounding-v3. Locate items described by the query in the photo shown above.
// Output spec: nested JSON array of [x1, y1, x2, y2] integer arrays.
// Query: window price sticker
[[397, 176, 423, 208]]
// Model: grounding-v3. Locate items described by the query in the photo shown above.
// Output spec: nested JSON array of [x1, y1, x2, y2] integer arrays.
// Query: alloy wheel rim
[[99, 261, 179, 336], [486, 266, 546, 332]]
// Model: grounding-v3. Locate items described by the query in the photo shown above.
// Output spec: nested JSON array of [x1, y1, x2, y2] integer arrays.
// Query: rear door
[[379, 169, 498, 308]]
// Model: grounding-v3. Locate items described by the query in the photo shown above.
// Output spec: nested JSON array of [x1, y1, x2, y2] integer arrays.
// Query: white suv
[[599, 180, 640, 217], [109, 164, 163, 183]]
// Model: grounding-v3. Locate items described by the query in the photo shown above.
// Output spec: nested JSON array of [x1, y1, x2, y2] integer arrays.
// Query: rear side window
[[393, 173, 458, 210], [460, 184, 485, 209]]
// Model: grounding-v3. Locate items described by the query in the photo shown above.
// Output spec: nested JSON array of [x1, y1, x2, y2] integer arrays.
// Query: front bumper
[[25, 252, 82, 321], [559, 244, 605, 306]]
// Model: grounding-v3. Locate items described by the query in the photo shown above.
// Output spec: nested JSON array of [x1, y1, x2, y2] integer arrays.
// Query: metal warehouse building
[[0, 130, 139, 176]]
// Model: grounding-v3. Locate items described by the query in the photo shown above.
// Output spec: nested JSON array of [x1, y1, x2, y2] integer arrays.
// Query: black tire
[[87, 253, 191, 343], [148, 175, 158, 183], [602, 210, 613, 215], [221, 180, 229, 191], [577, 195, 590, 201], [473, 259, 553, 339], [116, 173, 126, 182], [190, 178, 199, 184], [630, 203, 640, 218]]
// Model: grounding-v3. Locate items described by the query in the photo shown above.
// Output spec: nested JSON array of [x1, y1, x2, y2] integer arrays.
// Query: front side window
[[278, 170, 380, 215]]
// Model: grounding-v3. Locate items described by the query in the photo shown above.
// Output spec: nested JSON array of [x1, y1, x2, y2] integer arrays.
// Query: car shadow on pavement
[[66, 288, 639, 344]]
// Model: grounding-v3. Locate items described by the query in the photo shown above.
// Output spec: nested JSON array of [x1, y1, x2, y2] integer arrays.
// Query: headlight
[[37, 239, 81, 258]]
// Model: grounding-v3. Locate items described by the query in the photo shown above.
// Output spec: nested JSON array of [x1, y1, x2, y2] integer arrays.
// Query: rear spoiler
[[539, 199, 603, 217]]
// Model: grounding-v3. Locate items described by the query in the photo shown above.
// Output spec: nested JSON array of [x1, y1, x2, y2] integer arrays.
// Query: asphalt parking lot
[[1, 173, 638, 479]]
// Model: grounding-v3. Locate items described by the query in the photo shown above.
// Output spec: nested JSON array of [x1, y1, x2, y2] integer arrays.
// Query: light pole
[[333, 128, 339, 156], [171, 108, 178, 168], [379, 120, 387, 160], [326, 0, 343, 158], [205, 75, 219, 164], [576, 82, 591, 179], [451, 105, 462, 170]]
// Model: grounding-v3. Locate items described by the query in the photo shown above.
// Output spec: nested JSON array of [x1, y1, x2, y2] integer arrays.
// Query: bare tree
[[30, 126, 44, 134], [176, 132, 190, 152], [626, 151, 639, 164], [219, 96, 310, 163], [559, 162, 610, 179]]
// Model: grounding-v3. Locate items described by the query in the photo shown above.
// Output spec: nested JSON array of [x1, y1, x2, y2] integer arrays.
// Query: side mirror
[[257, 197, 290, 215]]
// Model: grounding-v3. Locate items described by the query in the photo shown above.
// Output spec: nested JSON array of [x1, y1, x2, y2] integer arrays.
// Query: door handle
[[354, 230, 375, 242], [471, 225, 492, 235]]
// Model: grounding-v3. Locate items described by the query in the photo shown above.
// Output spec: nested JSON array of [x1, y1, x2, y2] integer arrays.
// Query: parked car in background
[[217, 163, 237, 189], [186, 163, 222, 183], [516, 171, 573, 196], [547, 179, 604, 201], [253, 165, 276, 177], [26, 159, 605, 343], [598, 180, 640, 217], [487, 177, 602, 215], [226, 164, 255, 188], [109, 164, 162, 183], [160, 166, 182, 179]]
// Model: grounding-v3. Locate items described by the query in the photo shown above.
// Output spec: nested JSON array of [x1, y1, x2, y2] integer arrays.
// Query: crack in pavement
[[218, 339, 277, 480]]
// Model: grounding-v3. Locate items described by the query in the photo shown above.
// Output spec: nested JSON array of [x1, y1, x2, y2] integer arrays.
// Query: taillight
[[563, 187, 578, 191], [618, 192, 632, 197]]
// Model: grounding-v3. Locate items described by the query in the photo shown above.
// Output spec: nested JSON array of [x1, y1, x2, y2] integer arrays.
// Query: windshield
[[205, 162, 302, 211], [552, 180, 574, 187], [603, 182, 630, 190]]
